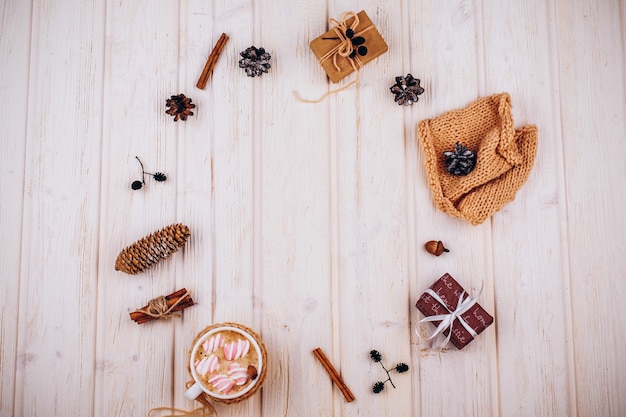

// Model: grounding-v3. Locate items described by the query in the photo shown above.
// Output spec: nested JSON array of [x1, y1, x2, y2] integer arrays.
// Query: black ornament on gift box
[[323, 27, 368, 58]]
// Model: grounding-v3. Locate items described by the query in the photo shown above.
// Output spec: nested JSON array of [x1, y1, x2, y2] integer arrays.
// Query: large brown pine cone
[[115, 223, 190, 274]]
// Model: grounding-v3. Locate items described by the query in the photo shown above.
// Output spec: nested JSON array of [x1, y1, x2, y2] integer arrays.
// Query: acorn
[[247, 365, 258, 380], [424, 240, 449, 256]]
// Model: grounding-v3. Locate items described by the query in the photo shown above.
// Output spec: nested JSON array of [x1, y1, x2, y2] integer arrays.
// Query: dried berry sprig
[[369, 349, 409, 394], [131, 156, 167, 190]]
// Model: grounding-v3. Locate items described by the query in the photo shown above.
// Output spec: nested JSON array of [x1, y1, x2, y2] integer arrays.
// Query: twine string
[[135, 290, 191, 320], [319, 11, 374, 73], [147, 380, 218, 417], [147, 404, 217, 417], [294, 11, 374, 103]]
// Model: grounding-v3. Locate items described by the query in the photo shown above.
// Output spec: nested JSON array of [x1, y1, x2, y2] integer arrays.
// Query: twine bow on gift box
[[295, 11, 376, 103], [319, 11, 374, 74], [418, 283, 484, 350]]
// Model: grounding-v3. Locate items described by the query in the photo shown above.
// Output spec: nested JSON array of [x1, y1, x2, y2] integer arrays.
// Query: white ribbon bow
[[418, 283, 483, 349]]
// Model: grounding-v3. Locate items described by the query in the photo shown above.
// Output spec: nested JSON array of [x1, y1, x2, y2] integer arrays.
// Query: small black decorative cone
[[443, 142, 476, 175]]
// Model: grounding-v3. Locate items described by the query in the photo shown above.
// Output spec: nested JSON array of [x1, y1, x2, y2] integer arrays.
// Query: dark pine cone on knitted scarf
[[115, 223, 190, 274], [239, 46, 271, 77], [443, 142, 476, 176]]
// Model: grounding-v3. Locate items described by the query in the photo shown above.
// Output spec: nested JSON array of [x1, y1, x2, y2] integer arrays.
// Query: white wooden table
[[2, 1, 625, 416]]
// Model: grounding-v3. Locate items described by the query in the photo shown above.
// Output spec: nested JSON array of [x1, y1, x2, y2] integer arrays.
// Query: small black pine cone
[[395, 363, 409, 373], [239, 46, 271, 77], [370, 350, 382, 362], [444, 142, 476, 176], [372, 381, 385, 394], [152, 172, 167, 182], [390, 74, 424, 106], [166, 94, 195, 121]]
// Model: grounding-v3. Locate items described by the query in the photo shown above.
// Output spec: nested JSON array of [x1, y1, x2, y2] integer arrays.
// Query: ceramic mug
[[184, 324, 264, 401]]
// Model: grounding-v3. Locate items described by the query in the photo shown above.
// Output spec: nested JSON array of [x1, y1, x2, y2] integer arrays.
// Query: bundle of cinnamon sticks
[[130, 288, 195, 324]]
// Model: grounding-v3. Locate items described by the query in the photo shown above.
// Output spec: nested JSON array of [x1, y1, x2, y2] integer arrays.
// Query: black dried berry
[[357, 46, 367, 56], [372, 381, 385, 393], [346, 28, 354, 38], [131, 180, 143, 190], [370, 350, 382, 362], [152, 172, 167, 182], [395, 363, 409, 373]]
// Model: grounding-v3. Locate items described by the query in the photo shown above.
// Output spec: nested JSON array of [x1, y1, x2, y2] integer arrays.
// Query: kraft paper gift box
[[415, 273, 493, 349], [309, 10, 388, 83]]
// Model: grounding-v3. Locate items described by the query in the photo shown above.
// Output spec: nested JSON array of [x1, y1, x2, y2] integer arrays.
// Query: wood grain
[[0, 1, 31, 417], [483, 1, 575, 416], [556, 1, 626, 416], [94, 1, 179, 416], [12, 0, 104, 415], [330, 2, 412, 416], [1, 0, 625, 416], [409, 2, 497, 417], [257, 2, 335, 416]]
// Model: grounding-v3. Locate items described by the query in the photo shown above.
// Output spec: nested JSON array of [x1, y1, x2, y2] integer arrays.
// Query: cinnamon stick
[[312, 347, 355, 402], [130, 288, 195, 324], [196, 33, 229, 89]]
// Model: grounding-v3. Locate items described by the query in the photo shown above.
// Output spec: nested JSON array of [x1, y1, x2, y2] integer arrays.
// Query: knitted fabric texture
[[417, 93, 537, 225]]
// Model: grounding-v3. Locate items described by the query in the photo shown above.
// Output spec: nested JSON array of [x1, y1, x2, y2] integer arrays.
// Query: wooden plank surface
[[0, 2, 31, 417], [94, 1, 179, 416], [257, 2, 335, 417], [483, 1, 575, 416], [329, 2, 412, 416], [172, 1, 257, 415], [409, 2, 497, 417], [1, 0, 625, 416], [11, 0, 104, 416], [555, 1, 626, 416]]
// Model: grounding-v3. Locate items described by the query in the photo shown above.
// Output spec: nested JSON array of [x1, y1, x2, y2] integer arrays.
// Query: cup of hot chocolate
[[184, 323, 266, 403]]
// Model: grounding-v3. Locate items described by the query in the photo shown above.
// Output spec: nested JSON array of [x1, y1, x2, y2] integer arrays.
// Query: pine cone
[[166, 94, 195, 121], [372, 381, 385, 393], [444, 142, 476, 175], [115, 223, 190, 274], [238, 46, 271, 77], [390, 74, 424, 106]]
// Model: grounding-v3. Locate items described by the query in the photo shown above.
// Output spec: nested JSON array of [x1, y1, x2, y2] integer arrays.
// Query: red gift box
[[415, 273, 493, 349]]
